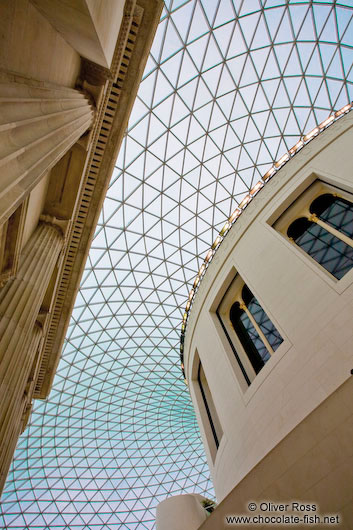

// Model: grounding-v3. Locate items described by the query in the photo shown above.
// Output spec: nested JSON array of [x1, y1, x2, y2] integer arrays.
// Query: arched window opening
[[288, 193, 353, 280], [310, 194, 353, 239], [242, 284, 283, 353], [230, 284, 283, 375]]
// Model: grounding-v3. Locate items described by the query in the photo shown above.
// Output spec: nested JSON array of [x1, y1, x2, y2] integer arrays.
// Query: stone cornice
[[34, 0, 164, 399]]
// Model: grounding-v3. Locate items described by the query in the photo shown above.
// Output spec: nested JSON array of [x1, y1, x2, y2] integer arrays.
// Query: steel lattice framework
[[1, 1, 353, 528]]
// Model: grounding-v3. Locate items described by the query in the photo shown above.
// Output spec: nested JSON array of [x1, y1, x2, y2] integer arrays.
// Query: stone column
[[0, 82, 95, 226], [0, 324, 42, 492], [20, 324, 44, 432], [0, 221, 64, 493]]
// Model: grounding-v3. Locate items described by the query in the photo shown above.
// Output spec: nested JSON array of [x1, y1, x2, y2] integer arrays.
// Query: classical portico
[[0, 0, 163, 495]]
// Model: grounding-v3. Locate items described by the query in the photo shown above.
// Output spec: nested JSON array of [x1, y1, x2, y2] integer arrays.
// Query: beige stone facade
[[0, 0, 162, 495], [181, 111, 353, 528]]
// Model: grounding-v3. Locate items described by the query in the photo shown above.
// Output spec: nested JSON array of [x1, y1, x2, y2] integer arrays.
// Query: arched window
[[229, 284, 283, 374], [287, 193, 353, 280]]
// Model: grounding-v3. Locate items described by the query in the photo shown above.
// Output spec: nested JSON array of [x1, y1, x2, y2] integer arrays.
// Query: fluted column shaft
[[0, 222, 63, 493], [0, 82, 95, 225], [20, 326, 46, 434], [0, 324, 42, 494]]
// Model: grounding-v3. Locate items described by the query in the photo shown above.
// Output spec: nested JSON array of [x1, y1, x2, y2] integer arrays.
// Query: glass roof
[[1, 0, 353, 528]]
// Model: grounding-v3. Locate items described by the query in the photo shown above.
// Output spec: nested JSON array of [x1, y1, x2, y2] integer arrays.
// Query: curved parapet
[[156, 494, 210, 530]]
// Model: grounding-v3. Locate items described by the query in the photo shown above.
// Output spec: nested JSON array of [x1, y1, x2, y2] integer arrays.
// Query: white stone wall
[[184, 111, 353, 501]]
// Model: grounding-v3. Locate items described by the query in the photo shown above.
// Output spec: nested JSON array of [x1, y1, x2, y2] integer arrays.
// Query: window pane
[[295, 223, 353, 280], [198, 363, 220, 449], [319, 197, 353, 239], [239, 312, 271, 364], [247, 297, 283, 352]]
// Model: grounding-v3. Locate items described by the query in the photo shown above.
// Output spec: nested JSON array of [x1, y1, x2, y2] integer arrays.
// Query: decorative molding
[[34, 0, 160, 399], [81, 58, 113, 86]]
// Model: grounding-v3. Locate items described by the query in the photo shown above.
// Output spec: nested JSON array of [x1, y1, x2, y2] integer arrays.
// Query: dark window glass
[[239, 311, 270, 364], [242, 285, 283, 353], [288, 216, 353, 280], [198, 363, 219, 449], [247, 297, 283, 352], [310, 194, 353, 239], [230, 297, 278, 375]]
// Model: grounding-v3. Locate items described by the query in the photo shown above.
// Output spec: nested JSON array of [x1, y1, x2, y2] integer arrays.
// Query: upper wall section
[[0, 0, 81, 87], [30, 0, 125, 69]]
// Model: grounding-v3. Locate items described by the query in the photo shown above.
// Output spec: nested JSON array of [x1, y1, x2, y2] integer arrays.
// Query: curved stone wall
[[184, 110, 353, 500]]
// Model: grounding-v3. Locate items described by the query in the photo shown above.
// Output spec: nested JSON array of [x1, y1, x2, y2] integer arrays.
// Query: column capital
[[35, 309, 50, 333], [39, 215, 70, 238], [81, 58, 113, 86], [308, 213, 319, 223]]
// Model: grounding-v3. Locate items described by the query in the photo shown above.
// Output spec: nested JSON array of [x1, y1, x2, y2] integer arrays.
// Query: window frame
[[274, 180, 353, 287], [217, 273, 285, 387], [191, 352, 223, 462]]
